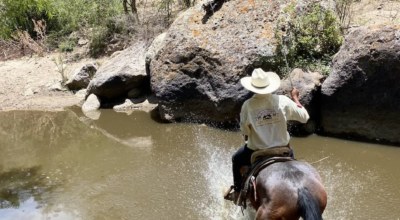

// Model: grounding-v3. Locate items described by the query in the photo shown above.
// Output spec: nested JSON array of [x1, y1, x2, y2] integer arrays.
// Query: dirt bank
[[0, 53, 105, 111]]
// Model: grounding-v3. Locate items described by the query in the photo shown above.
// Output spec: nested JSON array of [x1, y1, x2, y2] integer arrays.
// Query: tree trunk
[[129, 0, 139, 24], [123, 0, 129, 14]]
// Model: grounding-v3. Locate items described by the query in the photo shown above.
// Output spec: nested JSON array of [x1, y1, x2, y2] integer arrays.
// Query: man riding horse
[[225, 68, 310, 204]]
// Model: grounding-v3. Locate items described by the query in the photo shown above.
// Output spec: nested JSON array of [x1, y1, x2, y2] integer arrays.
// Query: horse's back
[[254, 160, 327, 220], [259, 160, 323, 187]]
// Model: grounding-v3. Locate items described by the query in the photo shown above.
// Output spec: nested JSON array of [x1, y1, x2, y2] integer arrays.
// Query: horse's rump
[[251, 161, 327, 220]]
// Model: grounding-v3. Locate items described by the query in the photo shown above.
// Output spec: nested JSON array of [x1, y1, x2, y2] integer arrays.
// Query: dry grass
[[0, 40, 24, 61], [0, 0, 182, 61], [350, 0, 400, 27]]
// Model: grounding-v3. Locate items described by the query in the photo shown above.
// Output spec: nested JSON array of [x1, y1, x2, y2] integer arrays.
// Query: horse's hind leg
[[255, 204, 280, 220], [255, 204, 270, 220], [256, 202, 299, 220]]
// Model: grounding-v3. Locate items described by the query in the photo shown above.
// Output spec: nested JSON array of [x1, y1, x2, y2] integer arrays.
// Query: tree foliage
[[0, 0, 124, 40], [275, 3, 343, 75], [0, 0, 197, 57], [0, 0, 56, 39]]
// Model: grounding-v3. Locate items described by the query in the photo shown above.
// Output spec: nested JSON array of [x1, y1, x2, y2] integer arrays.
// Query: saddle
[[237, 146, 294, 208]]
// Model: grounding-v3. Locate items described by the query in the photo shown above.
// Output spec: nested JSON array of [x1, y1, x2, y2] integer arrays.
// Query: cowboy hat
[[240, 68, 280, 94]]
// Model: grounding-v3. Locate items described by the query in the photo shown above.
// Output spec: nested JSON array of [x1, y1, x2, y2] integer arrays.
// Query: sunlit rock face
[[321, 25, 400, 145], [87, 42, 149, 101], [277, 68, 325, 136], [149, 0, 298, 124]]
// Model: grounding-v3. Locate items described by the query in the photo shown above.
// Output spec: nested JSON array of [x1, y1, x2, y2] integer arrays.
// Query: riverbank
[[0, 52, 106, 111]]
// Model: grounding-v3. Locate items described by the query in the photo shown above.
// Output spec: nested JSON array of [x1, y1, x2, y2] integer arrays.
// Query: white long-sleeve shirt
[[240, 93, 309, 150]]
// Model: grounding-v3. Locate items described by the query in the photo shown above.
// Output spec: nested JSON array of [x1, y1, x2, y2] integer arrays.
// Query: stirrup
[[223, 185, 235, 201], [224, 186, 242, 206]]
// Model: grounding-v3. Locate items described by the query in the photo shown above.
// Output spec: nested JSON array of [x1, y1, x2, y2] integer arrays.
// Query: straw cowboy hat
[[240, 68, 281, 94]]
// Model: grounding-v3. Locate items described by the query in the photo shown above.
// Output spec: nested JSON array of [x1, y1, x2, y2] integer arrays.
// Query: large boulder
[[87, 41, 149, 101], [321, 25, 400, 145], [145, 33, 167, 75], [149, 0, 322, 124], [277, 68, 324, 135]]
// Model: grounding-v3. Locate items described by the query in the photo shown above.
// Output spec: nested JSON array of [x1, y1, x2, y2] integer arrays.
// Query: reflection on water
[[0, 197, 79, 220], [0, 109, 399, 220]]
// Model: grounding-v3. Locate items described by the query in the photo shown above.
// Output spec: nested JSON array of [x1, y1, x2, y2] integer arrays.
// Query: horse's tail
[[297, 187, 323, 220]]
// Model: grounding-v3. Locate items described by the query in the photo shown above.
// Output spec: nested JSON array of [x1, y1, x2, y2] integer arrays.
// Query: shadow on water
[[0, 166, 57, 209]]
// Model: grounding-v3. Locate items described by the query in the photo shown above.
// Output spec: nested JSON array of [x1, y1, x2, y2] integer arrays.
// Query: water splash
[[193, 128, 255, 220], [315, 161, 367, 220]]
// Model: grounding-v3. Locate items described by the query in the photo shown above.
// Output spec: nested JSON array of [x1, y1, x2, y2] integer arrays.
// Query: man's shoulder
[[275, 94, 297, 108], [276, 94, 291, 102]]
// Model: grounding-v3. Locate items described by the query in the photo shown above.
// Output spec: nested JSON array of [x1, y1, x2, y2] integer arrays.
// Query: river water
[[0, 109, 399, 220]]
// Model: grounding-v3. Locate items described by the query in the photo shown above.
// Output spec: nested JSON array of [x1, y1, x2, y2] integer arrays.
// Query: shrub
[[0, 0, 124, 50], [0, 0, 57, 39], [274, 2, 343, 76], [89, 26, 110, 58], [50, 0, 123, 31], [89, 14, 140, 57], [58, 38, 76, 52], [336, 0, 354, 32], [51, 0, 124, 52]]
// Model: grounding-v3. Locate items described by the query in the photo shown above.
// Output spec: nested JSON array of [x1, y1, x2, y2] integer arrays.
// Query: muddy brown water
[[0, 109, 399, 220]]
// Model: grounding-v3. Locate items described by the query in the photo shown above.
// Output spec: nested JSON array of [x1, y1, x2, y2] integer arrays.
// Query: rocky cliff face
[[321, 25, 400, 144]]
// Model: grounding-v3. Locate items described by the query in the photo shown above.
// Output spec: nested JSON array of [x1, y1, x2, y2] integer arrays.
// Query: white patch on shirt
[[254, 108, 281, 126]]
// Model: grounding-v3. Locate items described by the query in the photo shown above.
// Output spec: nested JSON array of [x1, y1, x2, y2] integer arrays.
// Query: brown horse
[[246, 160, 327, 220]]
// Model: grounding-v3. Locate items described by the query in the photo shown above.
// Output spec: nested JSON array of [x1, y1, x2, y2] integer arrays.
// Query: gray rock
[[87, 41, 149, 100], [75, 89, 87, 98], [145, 33, 167, 75], [113, 98, 158, 113], [82, 93, 101, 112], [66, 63, 97, 90], [49, 81, 66, 91], [78, 38, 89, 46], [75, 89, 87, 103], [277, 68, 324, 135], [321, 25, 400, 145]]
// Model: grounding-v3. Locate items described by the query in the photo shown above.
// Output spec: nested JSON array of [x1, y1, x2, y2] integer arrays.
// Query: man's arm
[[290, 87, 303, 108], [284, 88, 309, 123], [239, 102, 251, 136]]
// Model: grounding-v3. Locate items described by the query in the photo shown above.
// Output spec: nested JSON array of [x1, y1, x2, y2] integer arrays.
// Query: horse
[[242, 159, 328, 220]]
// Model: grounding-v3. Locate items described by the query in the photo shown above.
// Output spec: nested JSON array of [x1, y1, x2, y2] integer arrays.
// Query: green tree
[[275, 3, 343, 75], [0, 0, 56, 39]]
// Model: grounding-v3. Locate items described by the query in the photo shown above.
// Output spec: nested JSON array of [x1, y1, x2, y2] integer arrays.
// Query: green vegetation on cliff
[[0, 0, 186, 58], [275, 3, 343, 76], [0, 0, 344, 63]]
